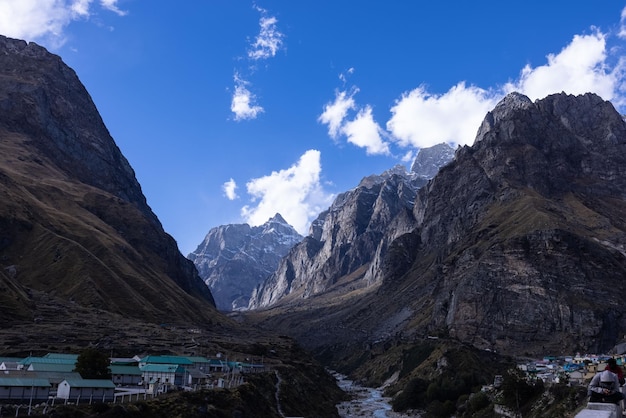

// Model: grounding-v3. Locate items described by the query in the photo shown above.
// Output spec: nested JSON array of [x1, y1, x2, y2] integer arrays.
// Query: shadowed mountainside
[[0, 35, 218, 327]]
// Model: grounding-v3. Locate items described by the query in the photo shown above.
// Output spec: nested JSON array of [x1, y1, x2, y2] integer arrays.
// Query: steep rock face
[[249, 144, 455, 309], [404, 92, 626, 353], [189, 214, 302, 311], [247, 92, 626, 358], [0, 36, 216, 326]]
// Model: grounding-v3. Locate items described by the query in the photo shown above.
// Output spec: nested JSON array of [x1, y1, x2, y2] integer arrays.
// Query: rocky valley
[[2, 32, 626, 417]]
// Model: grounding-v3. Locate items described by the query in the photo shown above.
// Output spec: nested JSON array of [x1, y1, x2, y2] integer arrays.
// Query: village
[[1, 349, 626, 416], [0, 351, 266, 414], [513, 353, 626, 386]]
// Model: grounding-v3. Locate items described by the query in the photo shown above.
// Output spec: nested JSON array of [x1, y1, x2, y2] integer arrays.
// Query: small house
[[140, 364, 186, 387], [110, 364, 143, 386], [57, 379, 115, 403]]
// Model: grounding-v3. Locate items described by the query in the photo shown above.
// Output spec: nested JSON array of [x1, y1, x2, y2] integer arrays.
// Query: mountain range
[[189, 144, 455, 313], [240, 91, 626, 371], [3, 32, 626, 417]]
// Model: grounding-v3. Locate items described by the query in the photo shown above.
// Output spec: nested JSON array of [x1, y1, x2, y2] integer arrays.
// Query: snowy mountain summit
[[188, 214, 303, 311]]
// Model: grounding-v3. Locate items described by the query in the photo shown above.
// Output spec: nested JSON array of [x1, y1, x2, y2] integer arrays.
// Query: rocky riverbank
[[334, 373, 421, 417]]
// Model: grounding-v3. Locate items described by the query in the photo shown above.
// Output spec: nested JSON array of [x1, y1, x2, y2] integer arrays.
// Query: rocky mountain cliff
[[249, 144, 455, 309], [0, 35, 217, 327], [245, 92, 626, 361], [188, 214, 302, 311]]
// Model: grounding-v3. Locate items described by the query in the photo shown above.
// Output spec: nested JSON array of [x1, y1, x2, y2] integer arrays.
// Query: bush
[[426, 399, 456, 417], [392, 377, 429, 411], [465, 391, 491, 416]]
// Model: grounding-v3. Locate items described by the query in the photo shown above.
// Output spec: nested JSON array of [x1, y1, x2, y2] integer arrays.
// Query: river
[[334, 373, 421, 418]]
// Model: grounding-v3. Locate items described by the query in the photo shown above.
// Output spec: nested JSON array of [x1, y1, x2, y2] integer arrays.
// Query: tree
[[74, 348, 111, 379], [500, 368, 543, 413]]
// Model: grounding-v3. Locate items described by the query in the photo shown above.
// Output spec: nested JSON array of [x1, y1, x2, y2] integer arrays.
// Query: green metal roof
[[186, 356, 210, 363], [140, 364, 185, 373], [139, 355, 193, 365], [43, 353, 79, 361], [0, 357, 23, 364], [31, 372, 81, 382], [28, 363, 76, 373], [61, 379, 115, 389], [20, 356, 76, 366], [0, 377, 51, 387]]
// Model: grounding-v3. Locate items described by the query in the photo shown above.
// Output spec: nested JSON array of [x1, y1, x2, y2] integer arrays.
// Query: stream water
[[334, 373, 421, 418]]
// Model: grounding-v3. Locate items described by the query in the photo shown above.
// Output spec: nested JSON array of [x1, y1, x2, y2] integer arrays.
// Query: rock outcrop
[[0, 36, 217, 326], [407, 92, 626, 353], [189, 214, 302, 311]]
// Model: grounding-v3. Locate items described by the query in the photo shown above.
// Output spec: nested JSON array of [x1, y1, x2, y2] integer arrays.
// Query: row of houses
[[516, 353, 626, 386], [0, 352, 265, 404]]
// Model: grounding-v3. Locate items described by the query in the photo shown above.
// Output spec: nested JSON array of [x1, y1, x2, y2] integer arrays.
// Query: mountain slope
[[189, 214, 302, 311], [248, 147, 455, 310], [0, 35, 217, 327], [245, 92, 626, 361]]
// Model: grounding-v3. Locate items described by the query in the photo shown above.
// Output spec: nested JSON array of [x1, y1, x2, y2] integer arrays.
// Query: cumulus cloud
[[323, 19, 626, 153], [248, 7, 284, 60], [241, 150, 334, 235], [504, 31, 623, 106], [318, 89, 357, 139], [222, 178, 238, 200], [318, 87, 389, 154], [0, 0, 126, 47], [387, 83, 498, 148], [231, 74, 264, 121], [342, 106, 390, 155]]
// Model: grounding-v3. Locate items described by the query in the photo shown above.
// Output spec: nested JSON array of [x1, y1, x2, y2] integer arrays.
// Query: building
[[110, 364, 143, 386], [140, 364, 185, 387], [57, 379, 116, 403], [0, 377, 51, 402]]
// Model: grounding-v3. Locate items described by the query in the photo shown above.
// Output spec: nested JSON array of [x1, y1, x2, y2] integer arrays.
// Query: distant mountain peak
[[268, 213, 287, 224], [189, 215, 303, 311], [410, 142, 456, 179]]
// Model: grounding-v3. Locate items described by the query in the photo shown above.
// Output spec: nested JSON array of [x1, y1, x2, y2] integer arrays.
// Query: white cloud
[[71, 0, 92, 17], [100, 0, 127, 16], [341, 106, 390, 155], [318, 85, 389, 155], [326, 22, 626, 153], [387, 83, 498, 148], [228, 6, 283, 120], [222, 178, 238, 200], [318, 89, 357, 139], [248, 8, 284, 60], [231, 74, 264, 121], [619, 7, 626, 39], [504, 31, 620, 104], [0, 0, 126, 47], [241, 150, 334, 235]]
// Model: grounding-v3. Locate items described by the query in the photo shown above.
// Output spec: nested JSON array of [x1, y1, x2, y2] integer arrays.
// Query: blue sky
[[1, 1, 626, 255]]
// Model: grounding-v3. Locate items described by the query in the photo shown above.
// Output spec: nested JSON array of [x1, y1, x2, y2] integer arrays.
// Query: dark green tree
[[74, 348, 111, 379], [500, 367, 543, 414]]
